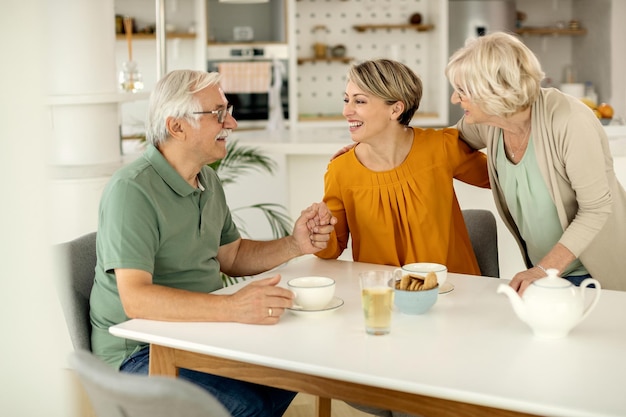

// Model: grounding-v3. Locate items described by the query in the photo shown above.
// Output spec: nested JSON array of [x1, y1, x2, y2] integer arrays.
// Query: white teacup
[[394, 263, 447, 287], [287, 276, 336, 310]]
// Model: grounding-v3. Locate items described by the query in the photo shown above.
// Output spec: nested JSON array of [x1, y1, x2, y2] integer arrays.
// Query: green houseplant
[[209, 140, 293, 285]]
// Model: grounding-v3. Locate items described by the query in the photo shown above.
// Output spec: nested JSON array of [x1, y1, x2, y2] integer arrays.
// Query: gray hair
[[445, 32, 545, 118], [146, 69, 222, 146], [347, 59, 422, 126]]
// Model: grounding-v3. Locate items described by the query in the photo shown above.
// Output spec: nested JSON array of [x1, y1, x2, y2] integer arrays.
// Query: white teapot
[[497, 269, 601, 338]]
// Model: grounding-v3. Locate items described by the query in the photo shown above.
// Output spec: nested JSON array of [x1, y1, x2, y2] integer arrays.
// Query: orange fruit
[[597, 103, 614, 119]]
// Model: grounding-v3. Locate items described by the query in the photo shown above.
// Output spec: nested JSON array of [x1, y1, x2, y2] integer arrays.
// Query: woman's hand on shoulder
[[331, 143, 356, 160]]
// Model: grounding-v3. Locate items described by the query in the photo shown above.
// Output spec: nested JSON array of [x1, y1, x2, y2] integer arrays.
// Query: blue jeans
[[120, 347, 296, 417], [564, 274, 595, 287]]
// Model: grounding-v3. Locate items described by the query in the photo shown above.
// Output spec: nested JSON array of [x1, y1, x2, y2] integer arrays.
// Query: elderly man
[[90, 69, 336, 417]]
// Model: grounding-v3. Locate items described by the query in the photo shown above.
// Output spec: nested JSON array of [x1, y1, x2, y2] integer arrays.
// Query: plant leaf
[[209, 140, 277, 187], [232, 203, 292, 239], [211, 141, 293, 286]]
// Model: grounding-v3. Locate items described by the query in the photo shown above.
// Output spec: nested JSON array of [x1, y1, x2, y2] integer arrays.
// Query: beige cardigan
[[457, 88, 626, 290]]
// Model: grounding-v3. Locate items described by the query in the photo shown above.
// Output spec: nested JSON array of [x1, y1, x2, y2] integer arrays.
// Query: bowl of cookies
[[392, 266, 440, 315]]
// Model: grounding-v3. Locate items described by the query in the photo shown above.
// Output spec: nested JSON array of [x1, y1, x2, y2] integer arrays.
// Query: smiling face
[[343, 80, 397, 144], [450, 85, 491, 125], [180, 84, 238, 165]]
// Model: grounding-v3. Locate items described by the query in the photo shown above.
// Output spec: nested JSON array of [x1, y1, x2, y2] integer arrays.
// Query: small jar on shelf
[[312, 25, 328, 59]]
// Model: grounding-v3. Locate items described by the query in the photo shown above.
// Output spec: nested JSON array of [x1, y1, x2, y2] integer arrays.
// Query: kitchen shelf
[[115, 32, 196, 40], [352, 24, 434, 33], [515, 27, 587, 36], [297, 57, 354, 65]]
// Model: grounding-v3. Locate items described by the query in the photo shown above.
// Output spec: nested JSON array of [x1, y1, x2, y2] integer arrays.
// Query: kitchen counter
[[231, 124, 626, 157], [605, 125, 626, 157], [229, 127, 353, 156]]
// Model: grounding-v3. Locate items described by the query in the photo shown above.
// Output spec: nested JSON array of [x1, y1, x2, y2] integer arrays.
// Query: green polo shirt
[[90, 145, 240, 368]]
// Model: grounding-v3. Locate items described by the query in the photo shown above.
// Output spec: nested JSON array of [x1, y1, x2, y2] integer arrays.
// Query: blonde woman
[[323, 57, 490, 417], [315, 59, 490, 276], [446, 32, 626, 293]]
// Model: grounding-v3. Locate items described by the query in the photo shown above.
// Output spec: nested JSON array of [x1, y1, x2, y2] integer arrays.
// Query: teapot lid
[[532, 268, 572, 289]]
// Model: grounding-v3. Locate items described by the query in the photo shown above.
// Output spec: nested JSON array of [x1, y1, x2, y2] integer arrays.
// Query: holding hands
[[228, 202, 336, 324], [297, 202, 337, 253]]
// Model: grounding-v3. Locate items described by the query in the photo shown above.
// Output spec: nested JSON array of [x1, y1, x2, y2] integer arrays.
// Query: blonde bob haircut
[[445, 32, 545, 118], [347, 59, 422, 126], [146, 69, 222, 147]]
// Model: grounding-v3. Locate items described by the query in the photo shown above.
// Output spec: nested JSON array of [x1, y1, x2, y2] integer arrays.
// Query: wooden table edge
[[148, 344, 539, 417]]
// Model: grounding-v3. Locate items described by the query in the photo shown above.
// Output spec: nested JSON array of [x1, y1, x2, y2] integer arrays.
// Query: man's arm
[[116, 269, 294, 324], [218, 202, 337, 278]]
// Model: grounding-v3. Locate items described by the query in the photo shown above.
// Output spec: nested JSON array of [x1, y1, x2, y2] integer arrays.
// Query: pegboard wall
[[295, 0, 444, 120]]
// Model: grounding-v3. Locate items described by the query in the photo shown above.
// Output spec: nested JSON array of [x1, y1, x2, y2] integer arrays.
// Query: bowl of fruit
[[582, 99, 614, 125], [597, 103, 614, 125]]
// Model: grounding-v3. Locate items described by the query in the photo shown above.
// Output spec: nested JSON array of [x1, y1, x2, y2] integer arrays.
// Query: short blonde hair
[[347, 59, 422, 126], [445, 32, 545, 117]]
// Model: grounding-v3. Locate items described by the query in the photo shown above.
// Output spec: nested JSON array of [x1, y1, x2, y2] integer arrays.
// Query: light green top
[[90, 145, 241, 368], [456, 88, 626, 290], [496, 134, 586, 277]]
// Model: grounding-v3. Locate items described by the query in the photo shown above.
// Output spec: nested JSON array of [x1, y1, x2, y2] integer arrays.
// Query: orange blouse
[[315, 127, 490, 275]]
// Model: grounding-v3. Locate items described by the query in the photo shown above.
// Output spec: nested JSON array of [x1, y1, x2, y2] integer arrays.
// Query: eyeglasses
[[456, 89, 468, 103], [192, 105, 233, 123]]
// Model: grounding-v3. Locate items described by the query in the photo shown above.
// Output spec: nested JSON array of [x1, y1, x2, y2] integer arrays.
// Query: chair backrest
[[55, 232, 97, 351], [69, 350, 232, 417], [462, 209, 500, 278]]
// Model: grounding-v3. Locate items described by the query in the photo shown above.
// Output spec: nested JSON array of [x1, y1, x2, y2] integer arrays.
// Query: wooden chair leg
[[316, 396, 332, 417]]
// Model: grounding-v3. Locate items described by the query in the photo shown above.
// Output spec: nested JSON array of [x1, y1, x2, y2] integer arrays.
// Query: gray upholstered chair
[[462, 209, 500, 278], [55, 231, 97, 351], [69, 349, 232, 417]]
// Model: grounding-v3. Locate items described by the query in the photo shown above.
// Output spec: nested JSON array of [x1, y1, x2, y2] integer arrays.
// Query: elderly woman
[[314, 59, 490, 275], [446, 32, 626, 293]]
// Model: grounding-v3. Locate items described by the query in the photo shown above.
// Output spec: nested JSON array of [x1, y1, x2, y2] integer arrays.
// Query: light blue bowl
[[394, 284, 439, 315]]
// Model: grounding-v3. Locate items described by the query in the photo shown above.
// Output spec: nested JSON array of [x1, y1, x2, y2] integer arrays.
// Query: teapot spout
[[497, 284, 528, 323]]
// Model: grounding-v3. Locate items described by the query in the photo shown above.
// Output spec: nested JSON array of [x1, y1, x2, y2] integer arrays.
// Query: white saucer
[[439, 282, 454, 294], [287, 297, 344, 317]]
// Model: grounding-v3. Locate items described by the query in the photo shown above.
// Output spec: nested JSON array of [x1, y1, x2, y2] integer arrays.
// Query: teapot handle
[[579, 278, 602, 323]]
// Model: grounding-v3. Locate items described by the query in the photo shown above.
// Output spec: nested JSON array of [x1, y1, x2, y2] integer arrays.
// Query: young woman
[[314, 59, 490, 276]]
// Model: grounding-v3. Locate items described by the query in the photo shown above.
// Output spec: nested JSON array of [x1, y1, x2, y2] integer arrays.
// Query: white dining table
[[109, 256, 626, 417]]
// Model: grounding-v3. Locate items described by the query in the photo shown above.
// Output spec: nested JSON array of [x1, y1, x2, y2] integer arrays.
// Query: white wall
[[0, 1, 73, 416]]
